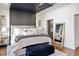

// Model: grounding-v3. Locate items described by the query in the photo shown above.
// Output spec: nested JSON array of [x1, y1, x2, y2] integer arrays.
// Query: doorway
[[47, 19, 53, 39]]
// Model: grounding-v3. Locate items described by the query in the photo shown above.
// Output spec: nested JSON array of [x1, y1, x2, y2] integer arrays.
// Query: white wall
[[36, 4, 79, 50]]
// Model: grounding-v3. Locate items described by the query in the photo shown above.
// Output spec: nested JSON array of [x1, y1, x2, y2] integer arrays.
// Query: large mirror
[[0, 15, 9, 46], [54, 23, 65, 48]]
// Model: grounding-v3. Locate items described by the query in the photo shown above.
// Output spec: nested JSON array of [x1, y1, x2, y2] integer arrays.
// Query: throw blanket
[[25, 42, 54, 56], [15, 34, 50, 42]]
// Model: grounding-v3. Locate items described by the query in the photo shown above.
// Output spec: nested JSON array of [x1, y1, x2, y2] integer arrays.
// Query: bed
[[11, 26, 54, 56], [13, 34, 54, 56]]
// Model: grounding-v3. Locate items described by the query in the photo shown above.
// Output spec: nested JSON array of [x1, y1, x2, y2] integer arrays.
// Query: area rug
[[50, 49, 68, 56]]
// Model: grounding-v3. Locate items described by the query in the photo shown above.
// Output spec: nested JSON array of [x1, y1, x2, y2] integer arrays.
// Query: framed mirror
[[54, 23, 65, 48]]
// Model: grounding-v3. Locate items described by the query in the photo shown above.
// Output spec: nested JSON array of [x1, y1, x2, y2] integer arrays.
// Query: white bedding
[[14, 35, 52, 51], [11, 26, 53, 56]]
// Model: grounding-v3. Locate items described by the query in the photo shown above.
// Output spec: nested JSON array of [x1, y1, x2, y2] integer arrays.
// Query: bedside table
[[0, 45, 7, 56], [0, 36, 8, 56]]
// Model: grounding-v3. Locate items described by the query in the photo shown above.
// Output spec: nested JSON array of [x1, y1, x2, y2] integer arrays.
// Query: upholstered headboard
[[11, 26, 38, 46], [11, 26, 38, 36]]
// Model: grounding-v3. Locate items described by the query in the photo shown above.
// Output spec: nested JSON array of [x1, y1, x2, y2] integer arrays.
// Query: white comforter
[[14, 35, 52, 51]]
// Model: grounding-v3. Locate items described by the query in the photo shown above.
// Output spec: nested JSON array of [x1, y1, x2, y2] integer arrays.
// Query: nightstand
[[0, 45, 7, 56], [0, 36, 8, 56]]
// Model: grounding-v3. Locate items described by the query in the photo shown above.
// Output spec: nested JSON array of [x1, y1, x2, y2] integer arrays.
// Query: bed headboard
[[11, 26, 38, 46], [11, 26, 38, 36]]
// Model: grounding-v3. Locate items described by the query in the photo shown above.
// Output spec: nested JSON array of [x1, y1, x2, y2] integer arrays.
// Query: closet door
[[75, 14, 79, 48]]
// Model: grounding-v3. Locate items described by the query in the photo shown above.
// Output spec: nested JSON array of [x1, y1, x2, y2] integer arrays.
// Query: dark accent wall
[[10, 9, 36, 26]]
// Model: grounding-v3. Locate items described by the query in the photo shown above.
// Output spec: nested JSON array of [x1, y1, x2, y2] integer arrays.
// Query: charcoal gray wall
[[10, 9, 36, 26]]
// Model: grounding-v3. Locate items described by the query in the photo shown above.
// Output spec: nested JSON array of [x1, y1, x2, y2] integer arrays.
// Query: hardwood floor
[[54, 44, 79, 56]]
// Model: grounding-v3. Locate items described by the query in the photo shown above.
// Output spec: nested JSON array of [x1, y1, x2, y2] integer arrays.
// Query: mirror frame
[[54, 23, 65, 48]]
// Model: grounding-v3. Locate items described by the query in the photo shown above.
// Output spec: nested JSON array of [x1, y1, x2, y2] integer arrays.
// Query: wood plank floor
[[53, 41, 79, 56], [54, 45, 79, 56]]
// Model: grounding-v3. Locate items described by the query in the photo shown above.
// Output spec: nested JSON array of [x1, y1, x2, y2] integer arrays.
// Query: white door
[[75, 14, 79, 48]]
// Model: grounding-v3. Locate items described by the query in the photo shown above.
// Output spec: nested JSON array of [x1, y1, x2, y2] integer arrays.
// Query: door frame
[[47, 19, 53, 43]]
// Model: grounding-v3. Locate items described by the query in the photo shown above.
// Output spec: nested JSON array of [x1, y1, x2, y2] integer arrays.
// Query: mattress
[[13, 34, 54, 56]]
